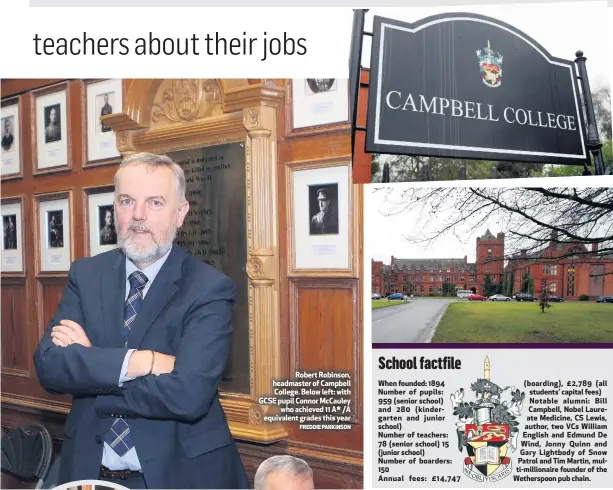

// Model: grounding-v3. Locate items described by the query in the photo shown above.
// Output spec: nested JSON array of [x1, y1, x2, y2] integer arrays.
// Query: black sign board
[[169, 143, 250, 395], [366, 13, 588, 165]]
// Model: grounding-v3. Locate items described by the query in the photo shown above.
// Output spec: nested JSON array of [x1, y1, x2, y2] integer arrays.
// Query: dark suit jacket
[[34, 244, 248, 489]]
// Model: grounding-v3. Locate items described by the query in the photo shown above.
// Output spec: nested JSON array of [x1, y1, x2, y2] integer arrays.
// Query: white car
[[372, 293, 382, 300], [489, 294, 511, 301]]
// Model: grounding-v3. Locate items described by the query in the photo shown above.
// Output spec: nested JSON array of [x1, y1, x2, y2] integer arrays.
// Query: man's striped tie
[[104, 270, 148, 457]]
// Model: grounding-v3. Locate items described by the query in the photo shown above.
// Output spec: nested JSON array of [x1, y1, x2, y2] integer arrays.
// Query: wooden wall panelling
[[36, 278, 69, 340], [2, 78, 115, 410], [276, 77, 362, 484], [1, 80, 66, 99], [288, 278, 363, 451], [1, 278, 29, 379]]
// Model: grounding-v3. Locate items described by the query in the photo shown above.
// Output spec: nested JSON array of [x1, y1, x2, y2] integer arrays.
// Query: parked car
[[372, 293, 381, 300], [489, 294, 511, 301], [388, 293, 403, 300], [515, 293, 537, 302], [468, 293, 488, 301], [596, 296, 613, 303], [546, 296, 565, 302]]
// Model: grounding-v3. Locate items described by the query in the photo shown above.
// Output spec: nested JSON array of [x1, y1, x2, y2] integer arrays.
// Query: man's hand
[[51, 320, 92, 347], [152, 352, 175, 376]]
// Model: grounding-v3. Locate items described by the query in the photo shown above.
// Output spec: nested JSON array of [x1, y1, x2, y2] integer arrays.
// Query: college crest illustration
[[450, 357, 525, 482], [476, 41, 503, 87]]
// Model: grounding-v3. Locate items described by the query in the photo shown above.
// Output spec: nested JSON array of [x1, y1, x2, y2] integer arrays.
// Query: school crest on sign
[[450, 357, 525, 482], [476, 41, 503, 87]]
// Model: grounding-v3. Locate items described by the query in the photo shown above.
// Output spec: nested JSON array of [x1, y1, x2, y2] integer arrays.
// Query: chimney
[[520, 249, 527, 258], [592, 243, 598, 252], [464, 255, 468, 264]]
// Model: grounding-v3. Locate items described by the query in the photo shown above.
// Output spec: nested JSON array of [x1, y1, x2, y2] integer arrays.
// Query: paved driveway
[[372, 299, 459, 343]]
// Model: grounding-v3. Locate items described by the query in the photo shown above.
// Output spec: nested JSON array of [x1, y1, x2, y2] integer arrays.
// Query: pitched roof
[[385, 258, 476, 272], [479, 229, 495, 240]]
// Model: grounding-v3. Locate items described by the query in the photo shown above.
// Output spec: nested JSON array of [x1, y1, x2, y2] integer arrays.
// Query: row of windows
[[400, 285, 445, 293], [514, 264, 559, 282], [381, 275, 478, 283], [389, 265, 468, 273]]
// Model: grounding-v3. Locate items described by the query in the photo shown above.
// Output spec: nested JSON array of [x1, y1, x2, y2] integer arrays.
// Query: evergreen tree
[[483, 275, 495, 296], [521, 271, 534, 294], [539, 278, 552, 313], [442, 282, 457, 296]]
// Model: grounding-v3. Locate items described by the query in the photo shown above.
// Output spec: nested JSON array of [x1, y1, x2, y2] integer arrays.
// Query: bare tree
[[374, 187, 613, 274], [593, 85, 612, 140]]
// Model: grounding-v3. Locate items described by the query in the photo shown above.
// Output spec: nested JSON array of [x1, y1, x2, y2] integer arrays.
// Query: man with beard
[[34, 153, 248, 489], [255, 455, 314, 490]]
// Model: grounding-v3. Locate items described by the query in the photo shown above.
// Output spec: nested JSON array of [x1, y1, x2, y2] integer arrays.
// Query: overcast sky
[[367, 187, 514, 263], [361, 1, 610, 90]]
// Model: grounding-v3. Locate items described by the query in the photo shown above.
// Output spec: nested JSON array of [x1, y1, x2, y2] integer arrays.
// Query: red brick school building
[[372, 230, 613, 300]]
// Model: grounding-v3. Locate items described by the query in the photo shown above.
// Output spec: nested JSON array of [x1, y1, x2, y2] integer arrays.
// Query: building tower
[[476, 230, 505, 294]]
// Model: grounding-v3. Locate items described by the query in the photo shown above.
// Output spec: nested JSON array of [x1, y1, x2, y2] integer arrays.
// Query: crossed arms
[[34, 262, 235, 422]]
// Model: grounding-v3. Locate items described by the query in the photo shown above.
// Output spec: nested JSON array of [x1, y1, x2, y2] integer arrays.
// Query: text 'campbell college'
[[385, 91, 578, 131]]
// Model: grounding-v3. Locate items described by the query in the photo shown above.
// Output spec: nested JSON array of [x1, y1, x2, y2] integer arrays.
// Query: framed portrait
[[36, 193, 71, 272], [287, 78, 350, 136], [308, 184, 339, 235], [1, 198, 24, 274], [287, 158, 357, 277], [1, 99, 21, 180], [34, 85, 70, 174], [86, 79, 122, 164], [85, 188, 119, 256]]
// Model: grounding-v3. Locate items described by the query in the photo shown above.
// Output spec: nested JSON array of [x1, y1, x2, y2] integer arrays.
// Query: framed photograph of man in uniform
[[47, 210, 64, 248], [287, 158, 358, 277], [286, 78, 350, 137], [84, 187, 119, 256], [86, 79, 122, 165], [1, 197, 24, 274], [33, 84, 70, 174], [44, 104, 62, 144], [1, 99, 22, 180], [309, 184, 339, 235], [36, 192, 71, 272]]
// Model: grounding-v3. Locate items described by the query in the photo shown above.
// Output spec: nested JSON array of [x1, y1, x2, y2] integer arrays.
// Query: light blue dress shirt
[[101, 248, 172, 471]]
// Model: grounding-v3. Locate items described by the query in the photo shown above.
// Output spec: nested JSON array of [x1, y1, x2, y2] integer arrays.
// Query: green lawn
[[433, 302, 613, 343], [372, 299, 405, 310]]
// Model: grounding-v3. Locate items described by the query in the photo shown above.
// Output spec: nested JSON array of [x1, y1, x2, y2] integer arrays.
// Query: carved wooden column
[[243, 105, 285, 439]]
